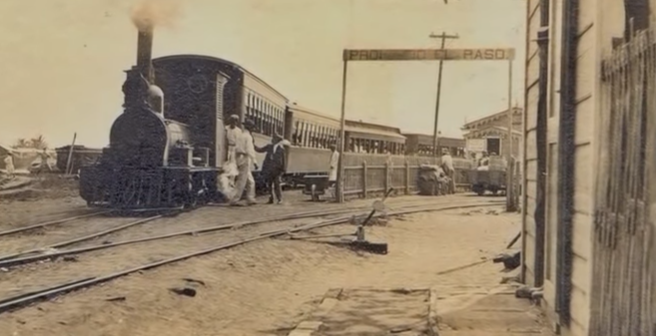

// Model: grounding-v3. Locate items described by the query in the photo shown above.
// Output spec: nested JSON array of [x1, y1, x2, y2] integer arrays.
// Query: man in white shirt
[[440, 148, 456, 194], [328, 144, 339, 185], [231, 119, 257, 206], [225, 115, 243, 167]]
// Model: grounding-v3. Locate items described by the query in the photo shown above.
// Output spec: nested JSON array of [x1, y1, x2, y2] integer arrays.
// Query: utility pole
[[429, 32, 459, 157]]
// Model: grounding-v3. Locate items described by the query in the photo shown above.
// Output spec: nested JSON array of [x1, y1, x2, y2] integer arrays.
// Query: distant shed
[[54, 146, 102, 174]]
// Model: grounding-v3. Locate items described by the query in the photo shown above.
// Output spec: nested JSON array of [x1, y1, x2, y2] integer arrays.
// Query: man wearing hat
[[255, 132, 289, 204]]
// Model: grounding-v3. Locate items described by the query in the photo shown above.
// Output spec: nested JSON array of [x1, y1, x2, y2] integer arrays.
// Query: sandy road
[[0, 194, 501, 303], [0, 203, 529, 336]]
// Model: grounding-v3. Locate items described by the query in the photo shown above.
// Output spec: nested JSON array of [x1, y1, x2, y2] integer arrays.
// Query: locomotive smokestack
[[136, 25, 154, 83]]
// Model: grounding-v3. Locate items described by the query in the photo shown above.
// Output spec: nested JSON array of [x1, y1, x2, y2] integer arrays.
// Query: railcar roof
[[402, 133, 465, 145], [153, 54, 289, 101], [287, 105, 340, 125], [345, 126, 407, 140]]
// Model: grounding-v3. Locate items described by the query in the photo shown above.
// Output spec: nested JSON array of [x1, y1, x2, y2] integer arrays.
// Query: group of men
[[224, 114, 289, 206]]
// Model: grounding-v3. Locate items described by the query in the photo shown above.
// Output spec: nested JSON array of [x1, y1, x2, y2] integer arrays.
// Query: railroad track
[[0, 196, 502, 268], [0, 198, 505, 313], [0, 206, 186, 239]]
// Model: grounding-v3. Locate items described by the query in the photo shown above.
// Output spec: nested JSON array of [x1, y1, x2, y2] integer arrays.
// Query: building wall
[[521, 0, 628, 335], [462, 111, 523, 158]]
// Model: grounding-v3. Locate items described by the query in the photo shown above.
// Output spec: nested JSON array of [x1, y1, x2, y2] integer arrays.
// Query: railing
[[340, 154, 473, 198], [589, 27, 656, 336]]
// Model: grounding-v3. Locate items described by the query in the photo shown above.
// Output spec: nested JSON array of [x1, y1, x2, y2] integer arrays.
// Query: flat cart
[[468, 168, 507, 196]]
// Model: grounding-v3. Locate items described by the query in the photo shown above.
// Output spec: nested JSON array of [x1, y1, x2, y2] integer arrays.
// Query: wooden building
[[521, 0, 654, 335], [460, 107, 522, 158]]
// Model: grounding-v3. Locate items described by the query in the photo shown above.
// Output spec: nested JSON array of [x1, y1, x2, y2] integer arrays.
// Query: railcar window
[[263, 103, 268, 135], [319, 126, 326, 148], [255, 97, 261, 132], [317, 125, 322, 148], [301, 122, 308, 147], [277, 109, 283, 135], [310, 124, 317, 148], [245, 93, 251, 121], [273, 106, 277, 135], [292, 120, 299, 145], [295, 122, 301, 146]]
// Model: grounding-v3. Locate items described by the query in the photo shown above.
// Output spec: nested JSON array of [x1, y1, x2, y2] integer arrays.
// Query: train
[[79, 25, 466, 209]]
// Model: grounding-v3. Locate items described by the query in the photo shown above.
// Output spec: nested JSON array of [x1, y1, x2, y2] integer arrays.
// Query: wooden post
[[506, 59, 516, 212], [336, 57, 349, 203], [384, 161, 390, 194], [362, 161, 368, 199], [65, 133, 77, 175], [405, 160, 410, 195]]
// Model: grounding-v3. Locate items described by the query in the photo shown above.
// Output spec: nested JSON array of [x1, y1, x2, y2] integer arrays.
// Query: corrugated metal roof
[[461, 107, 523, 130]]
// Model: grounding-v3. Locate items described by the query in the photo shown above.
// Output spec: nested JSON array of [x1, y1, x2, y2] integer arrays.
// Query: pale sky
[[0, 0, 526, 148]]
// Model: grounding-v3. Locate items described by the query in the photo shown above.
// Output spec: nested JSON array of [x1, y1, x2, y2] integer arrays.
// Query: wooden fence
[[590, 28, 656, 336], [340, 153, 473, 198]]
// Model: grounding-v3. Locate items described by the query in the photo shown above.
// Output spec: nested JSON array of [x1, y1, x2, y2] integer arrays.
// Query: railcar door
[[215, 74, 228, 167]]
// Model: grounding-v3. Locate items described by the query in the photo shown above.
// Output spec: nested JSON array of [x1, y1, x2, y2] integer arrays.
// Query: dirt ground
[[0, 204, 547, 336]]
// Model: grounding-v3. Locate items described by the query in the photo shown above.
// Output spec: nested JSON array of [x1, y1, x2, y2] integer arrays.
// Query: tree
[[29, 135, 48, 150], [11, 135, 48, 149]]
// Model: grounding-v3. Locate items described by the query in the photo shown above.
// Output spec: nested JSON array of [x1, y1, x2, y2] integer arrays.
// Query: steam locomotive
[[79, 26, 467, 209]]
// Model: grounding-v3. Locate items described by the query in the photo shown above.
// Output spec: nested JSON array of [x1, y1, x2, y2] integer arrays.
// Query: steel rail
[[0, 201, 504, 313], [0, 211, 112, 237], [0, 198, 503, 268], [0, 215, 164, 261], [0, 205, 186, 238]]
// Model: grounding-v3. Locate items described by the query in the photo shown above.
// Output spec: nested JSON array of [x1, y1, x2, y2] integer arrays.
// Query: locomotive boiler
[[79, 25, 229, 209]]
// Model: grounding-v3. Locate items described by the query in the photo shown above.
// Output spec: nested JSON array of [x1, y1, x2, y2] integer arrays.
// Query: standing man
[[231, 120, 257, 206], [217, 114, 243, 202], [225, 114, 242, 169], [328, 144, 339, 186], [36, 149, 53, 176], [256, 133, 288, 204], [440, 148, 456, 194], [328, 144, 339, 200]]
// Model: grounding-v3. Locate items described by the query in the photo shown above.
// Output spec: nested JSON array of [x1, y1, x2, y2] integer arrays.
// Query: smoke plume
[[130, 0, 182, 31]]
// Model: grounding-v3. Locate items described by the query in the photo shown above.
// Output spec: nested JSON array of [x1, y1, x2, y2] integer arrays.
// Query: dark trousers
[[267, 174, 283, 203], [444, 168, 456, 194]]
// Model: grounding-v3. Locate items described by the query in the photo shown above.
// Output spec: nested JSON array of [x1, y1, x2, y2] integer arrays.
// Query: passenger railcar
[[154, 54, 288, 169], [282, 111, 408, 186], [344, 120, 406, 155], [403, 133, 466, 157], [284, 104, 341, 187]]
